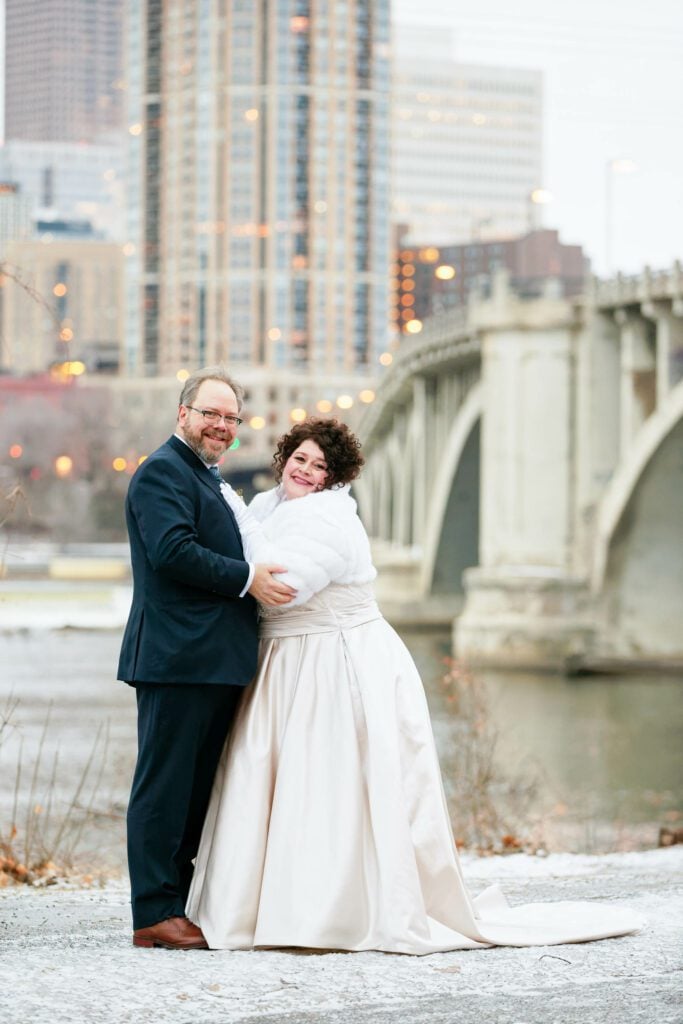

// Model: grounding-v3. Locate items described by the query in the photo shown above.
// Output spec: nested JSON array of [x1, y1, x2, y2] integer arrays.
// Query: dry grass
[[0, 696, 113, 886]]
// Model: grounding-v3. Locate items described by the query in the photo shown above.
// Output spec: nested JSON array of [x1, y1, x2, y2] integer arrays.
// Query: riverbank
[[1, 847, 681, 1023]]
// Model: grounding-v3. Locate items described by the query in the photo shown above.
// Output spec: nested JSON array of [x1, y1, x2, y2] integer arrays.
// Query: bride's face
[[282, 439, 329, 500]]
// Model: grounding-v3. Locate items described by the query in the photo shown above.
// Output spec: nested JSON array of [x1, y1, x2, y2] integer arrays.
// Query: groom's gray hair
[[178, 366, 245, 412]]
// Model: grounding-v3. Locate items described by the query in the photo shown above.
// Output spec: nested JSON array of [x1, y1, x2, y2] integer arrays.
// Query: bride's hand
[[249, 564, 297, 605]]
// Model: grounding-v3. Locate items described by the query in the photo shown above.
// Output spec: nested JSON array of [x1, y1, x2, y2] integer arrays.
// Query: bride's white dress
[[186, 490, 642, 953]]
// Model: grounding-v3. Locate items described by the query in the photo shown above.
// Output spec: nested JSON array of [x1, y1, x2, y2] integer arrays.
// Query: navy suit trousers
[[127, 683, 241, 930]]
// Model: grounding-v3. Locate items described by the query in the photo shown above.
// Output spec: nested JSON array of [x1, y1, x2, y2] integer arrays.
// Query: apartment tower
[[126, 0, 391, 376]]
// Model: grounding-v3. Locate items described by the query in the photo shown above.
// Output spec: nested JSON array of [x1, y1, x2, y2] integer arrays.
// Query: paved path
[[1, 848, 681, 1024]]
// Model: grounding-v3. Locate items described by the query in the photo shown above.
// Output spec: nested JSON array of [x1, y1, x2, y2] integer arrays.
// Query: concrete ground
[[1, 847, 681, 1024]]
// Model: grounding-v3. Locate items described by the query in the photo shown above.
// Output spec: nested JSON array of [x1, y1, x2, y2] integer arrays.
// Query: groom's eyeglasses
[[185, 406, 243, 427]]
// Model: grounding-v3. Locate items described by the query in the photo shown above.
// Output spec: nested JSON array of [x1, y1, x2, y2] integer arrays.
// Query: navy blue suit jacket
[[117, 435, 258, 686]]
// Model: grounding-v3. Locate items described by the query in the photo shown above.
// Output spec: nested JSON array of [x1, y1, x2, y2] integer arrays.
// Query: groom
[[118, 366, 294, 950]]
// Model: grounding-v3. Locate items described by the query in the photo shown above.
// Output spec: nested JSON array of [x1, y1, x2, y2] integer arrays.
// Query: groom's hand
[[249, 564, 297, 605]]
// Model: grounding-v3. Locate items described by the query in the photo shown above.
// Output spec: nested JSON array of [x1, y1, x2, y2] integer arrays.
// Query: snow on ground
[[1, 847, 681, 1024]]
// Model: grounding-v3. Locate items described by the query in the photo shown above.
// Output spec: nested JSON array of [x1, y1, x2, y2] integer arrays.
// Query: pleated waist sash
[[259, 583, 383, 639]]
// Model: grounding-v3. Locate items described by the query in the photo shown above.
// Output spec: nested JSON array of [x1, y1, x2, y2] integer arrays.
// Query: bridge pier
[[454, 290, 595, 670], [455, 568, 595, 672]]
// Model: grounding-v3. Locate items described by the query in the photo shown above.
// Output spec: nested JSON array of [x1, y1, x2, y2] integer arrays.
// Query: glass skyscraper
[[125, 0, 391, 377]]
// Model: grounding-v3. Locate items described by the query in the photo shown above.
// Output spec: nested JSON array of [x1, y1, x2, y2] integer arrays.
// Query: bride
[[186, 418, 641, 954]]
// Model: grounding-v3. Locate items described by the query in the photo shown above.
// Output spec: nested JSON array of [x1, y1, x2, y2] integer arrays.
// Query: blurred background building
[[0, 142, 125, 239], [1, 223, 123, 375], [391, 227, 588, 333], [0, 183, 33, 250], [125, 0, 391, 378], [4, 0, 124, 145], [0, 0, 126, 381], [392, 26, 543, 247]]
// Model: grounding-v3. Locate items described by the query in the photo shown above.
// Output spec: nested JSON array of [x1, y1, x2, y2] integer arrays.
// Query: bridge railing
[[591, 262, 683, 308]]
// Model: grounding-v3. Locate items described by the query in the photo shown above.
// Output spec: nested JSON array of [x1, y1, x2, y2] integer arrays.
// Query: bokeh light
[[54, 455, 73, 477]]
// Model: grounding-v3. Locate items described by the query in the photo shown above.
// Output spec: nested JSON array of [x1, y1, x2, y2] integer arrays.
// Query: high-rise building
[[392, 27, 543, 246], [125, 1, 391, 377], [4, 0, 124, 144]]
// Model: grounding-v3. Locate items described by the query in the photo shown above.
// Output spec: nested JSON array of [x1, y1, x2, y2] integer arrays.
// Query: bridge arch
[[420, 382, 482, 595], [593, 378, 683, 656]]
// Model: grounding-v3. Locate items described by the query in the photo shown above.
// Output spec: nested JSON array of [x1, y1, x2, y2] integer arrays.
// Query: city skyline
[[394, 0, 683, 277], [2, 2, 680, 282]]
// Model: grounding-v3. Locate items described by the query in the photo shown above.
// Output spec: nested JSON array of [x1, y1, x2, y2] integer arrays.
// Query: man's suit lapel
[[197, 472, 244, 551], [166, 435, 245, 552]]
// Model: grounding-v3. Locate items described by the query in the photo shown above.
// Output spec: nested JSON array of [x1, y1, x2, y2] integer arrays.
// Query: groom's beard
[[179, 424, 230, 465]]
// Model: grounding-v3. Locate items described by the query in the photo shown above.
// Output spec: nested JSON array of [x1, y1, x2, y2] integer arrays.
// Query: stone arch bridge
[[356, 265, 683, 670]]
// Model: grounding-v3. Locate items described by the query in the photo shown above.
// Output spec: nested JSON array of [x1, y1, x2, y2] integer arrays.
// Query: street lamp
[[527, 188, 553, 232], [604, 158, 637, 276]]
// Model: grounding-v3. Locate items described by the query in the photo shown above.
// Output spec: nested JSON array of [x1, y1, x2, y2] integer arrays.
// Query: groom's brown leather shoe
[[133, 916, 209, 950]]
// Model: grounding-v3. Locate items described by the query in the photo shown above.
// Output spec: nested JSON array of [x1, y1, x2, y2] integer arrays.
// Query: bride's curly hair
[[272, 418, 365, 488]]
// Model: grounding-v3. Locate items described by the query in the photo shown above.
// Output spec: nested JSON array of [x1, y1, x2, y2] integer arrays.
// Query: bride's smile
[[282, 439, 328, 499]]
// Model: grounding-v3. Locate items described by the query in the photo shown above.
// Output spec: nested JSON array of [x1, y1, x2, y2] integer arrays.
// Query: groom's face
[[177, 379, 240, 465]]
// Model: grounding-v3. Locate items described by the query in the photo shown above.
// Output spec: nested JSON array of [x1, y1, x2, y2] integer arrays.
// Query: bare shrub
[[438, 659, 543, 854], [0, 700, 113, 886]]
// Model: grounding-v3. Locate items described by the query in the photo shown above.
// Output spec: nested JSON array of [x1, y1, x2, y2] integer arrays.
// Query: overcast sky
[[393, 0, 683, 277]]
